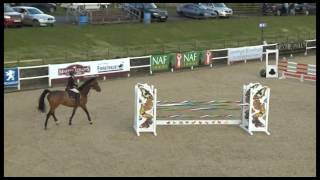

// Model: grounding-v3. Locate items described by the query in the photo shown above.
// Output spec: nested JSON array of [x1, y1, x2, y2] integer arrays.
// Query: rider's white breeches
[[70, 88, 79, 93]]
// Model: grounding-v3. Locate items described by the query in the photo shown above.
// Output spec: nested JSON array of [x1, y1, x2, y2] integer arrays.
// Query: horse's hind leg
[[51, 111, 59, 125], [44, 112, 52, 130], [69, 107, 78, 126], [49, 102, 59, 125]]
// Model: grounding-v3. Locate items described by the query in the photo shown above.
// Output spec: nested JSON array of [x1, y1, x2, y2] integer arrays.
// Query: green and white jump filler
[[134, 83, 271, 136]]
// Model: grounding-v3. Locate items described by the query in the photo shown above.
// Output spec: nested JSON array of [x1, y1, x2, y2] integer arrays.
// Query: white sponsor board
[[246, 46, 263, 60], [49, 58, 130, 79], [228, 45, 263, 63], [228, 47, 247, 62]]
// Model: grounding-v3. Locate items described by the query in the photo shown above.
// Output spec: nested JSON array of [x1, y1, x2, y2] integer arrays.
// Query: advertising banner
[[278, 41, 306, 51], [246, 45, 263, 60], [175, 51, 204, 69], [228, 45, 263, 63], [228, 47, 247, 62], [4, 68, 19, 87], [151, 53, 173, 72], [49, 58, 130, 79], [202, 50, 212, 65], [96, 58, 130, 74]]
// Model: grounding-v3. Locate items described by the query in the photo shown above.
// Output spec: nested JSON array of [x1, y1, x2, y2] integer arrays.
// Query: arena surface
[[4, 55, 316, 177]]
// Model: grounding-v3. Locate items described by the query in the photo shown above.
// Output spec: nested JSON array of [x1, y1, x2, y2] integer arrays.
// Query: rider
[[66, 71, 80, 105]]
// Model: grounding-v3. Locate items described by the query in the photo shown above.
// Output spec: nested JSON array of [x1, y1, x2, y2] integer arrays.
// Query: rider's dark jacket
[[66, 76, 78, 90]]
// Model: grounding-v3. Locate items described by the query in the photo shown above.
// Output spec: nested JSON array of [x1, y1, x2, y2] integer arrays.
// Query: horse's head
[[91, 78, 101, 92], [79, 77, 101, 93]]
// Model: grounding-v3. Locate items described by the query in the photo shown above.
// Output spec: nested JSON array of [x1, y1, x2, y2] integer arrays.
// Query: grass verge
[[4, 15, 315, 67]]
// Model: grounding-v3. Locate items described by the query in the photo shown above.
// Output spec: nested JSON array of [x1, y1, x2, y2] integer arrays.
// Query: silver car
[[199, 3, 233, 17], [12, 6, 56, 27], [177, 4, 218, 19]]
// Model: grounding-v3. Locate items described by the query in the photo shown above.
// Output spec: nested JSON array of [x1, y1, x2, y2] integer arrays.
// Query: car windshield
[[4, 5, 15, 12], [144, 3, 157, 9], [201, 3, 213, 7], [213, 3, 226, 8], [198, 5, 207, 10], [27, 8, 43, 15]]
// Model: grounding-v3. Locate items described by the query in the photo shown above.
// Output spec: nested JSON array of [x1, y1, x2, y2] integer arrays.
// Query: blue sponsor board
[[4, 68, 19, 87]]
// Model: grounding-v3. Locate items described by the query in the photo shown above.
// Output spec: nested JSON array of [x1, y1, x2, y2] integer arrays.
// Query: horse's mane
[[78, 77, 97, 91]]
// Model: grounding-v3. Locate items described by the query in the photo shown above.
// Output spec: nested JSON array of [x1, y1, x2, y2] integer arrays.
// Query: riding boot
[[76, 94, 80, 106]]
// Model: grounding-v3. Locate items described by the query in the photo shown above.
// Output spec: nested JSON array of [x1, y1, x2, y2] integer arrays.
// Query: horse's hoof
[[69, 123, 72, 126], [44, 127, 47, 130], [89, 122, 93, 125]]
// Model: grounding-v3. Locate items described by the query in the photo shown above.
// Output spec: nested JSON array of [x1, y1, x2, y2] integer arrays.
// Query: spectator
[[284, 3, 289, 15]]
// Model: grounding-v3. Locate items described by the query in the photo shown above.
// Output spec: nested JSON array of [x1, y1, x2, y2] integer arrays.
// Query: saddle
[[66, 89, 79, 99]]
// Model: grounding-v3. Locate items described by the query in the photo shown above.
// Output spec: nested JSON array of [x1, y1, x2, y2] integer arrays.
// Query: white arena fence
[[2, 42, 292, 91], [304, 39, 316, 55]]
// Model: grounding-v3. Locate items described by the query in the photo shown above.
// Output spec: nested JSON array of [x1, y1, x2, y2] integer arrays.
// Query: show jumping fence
[[278, 58, 316, 82], [134, 82, 271, 136]]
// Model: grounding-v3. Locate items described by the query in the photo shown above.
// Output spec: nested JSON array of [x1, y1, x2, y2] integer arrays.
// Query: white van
[[60, 3, 111, 10]]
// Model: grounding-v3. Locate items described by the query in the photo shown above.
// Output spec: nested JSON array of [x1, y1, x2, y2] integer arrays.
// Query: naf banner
[[4, 68, 19, 87], [151, 53, 174, 72], [175, 50, 209, 69]]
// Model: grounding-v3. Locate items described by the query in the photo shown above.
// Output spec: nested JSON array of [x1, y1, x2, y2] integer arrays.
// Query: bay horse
[[38, 77, 101, 130]]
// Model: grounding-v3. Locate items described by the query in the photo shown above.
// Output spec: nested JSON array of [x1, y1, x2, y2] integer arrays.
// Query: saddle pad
[[67, 90, 77, 99]]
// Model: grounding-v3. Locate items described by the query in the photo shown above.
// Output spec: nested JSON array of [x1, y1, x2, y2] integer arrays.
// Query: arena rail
[[207, 43, 278, 67], [18, 65, 50, 90], [207, 48, 228, 68], [128, 55, 152, 76], [4, 58, 44, 66], [4, 42, 303, 92], [304, 39, 316, 55]]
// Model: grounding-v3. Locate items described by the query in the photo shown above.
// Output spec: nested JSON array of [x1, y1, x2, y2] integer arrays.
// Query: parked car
[[197, 3, 233, 17], [12, 6, 56, 27], [124, 3, 168, 22], [262, 3, 301, 16], [4, 4, 23, 27], [11, 3, 57, 13], [177, 4, 218, 19], [293, 3, 316, 15], [60, 3, 111, 10]]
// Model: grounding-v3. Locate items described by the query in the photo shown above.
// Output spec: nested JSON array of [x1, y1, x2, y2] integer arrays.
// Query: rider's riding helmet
[[69, 71, 75, 76]]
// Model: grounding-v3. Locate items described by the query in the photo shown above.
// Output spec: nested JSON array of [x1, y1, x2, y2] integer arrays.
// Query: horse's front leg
[[69, 107, 78, 126], [81, 105, 92, 124]]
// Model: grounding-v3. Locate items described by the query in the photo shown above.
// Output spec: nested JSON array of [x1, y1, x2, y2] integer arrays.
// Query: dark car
[[177, 4, 218, 19], [293, 3, 316, 15], [125, 3, 168, 22], [262, 3, 294, 16], [12, 3, 57, 13], [4, 4, 23, 28]]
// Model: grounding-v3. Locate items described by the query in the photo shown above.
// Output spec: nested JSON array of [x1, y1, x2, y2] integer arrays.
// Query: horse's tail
[[38, 89, 51, 113]]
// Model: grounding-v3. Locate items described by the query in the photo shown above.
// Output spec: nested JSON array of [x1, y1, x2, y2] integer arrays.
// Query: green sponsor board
[[151, 53, 174, 71], [181, 51, 204, 68]]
